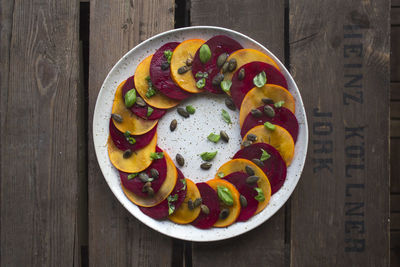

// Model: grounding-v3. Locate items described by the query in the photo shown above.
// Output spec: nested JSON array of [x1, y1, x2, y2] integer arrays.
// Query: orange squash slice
[[107, 132, 157, 173], [223, 48, 280, 92], [111, 80, 158, 135], [243, 125, 294, 166], [169, 179, 201, 224], [215, 159, 271, 214], [134, 55, 180, 109], [206, 179, 241, 227], [239, 84, 295, 127], [170, 39, 205, 93], [121, 151, 178, 207]]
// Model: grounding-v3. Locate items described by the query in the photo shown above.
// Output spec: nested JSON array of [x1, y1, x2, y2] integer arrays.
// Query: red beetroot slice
[[223, 172, 258, 222], [119, 147, 167, 198], [231, 61, 288, 108], [139, 168, 187, 220], [233, 143, 287, 195], [109, 118, 157, 151], [191, 182, 220, 229], [241, 104, 299, 142], [121, 75, 166, 120], [150, 42, 191, 100], [191, 35, 243, 94]]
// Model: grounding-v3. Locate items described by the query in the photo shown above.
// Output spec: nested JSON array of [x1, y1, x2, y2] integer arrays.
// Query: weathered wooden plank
[[392, 27, 400, 81], [391, 102, 400, 118], [190, 1, 286, 266], [88, 0, 176, 266], [392, 120, 400, 137], [391, 139, 400, 193], [392, 83, 400, 100], [392, 7, 400, 25], [290, 1, 390, 265], [392, 213, 400, 230], [391, 195, 400, 211], [0, 0, 80, 266], [393, 0, 400, 7]]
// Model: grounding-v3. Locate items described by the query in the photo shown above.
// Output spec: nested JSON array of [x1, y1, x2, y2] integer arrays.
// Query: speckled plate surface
[[93, 26, 308, 242]]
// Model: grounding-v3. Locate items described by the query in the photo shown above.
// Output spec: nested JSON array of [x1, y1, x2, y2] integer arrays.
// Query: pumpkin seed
[[178, 65, 190, 74], [123, 149, 132, 158], [212, 73, 224, 86], [262, 98, 274, 105], [247, 133, 258, 142], [143, 181, 152, 189], [186, 57, 193, 66], [239, 195, 248, 208], [188, 199, 194, 210], [220, 130, 229, 142], [147, 187, 154, 197], [136, 97, 146, 107], [200, 162, 212, 170], [194, 198, 202, 208], [170, 119, 177, 131], [245, 165, 255, 176], [228, 58, 237, 72], [138, 172, 150, 183], [225, 98, 236, 111], [221, 61, 229, 73], [176, 153, 185, 166], [217, 53, 228, 68], [200, 204, 210, 214], [199, 44, 212, 63], [251, 109, 263, 118], [252, 158, 264, 167], [150, 168, 159, 179], [242, 140, 252, 147], [177, 107, 189, 118], [238, 68, 245, 80], [264, 105, 275, 117], [161, 61, 170, 70], [246, 175, 260, 184], [111, 113, 123, 123], [219, 208, 230, 220]]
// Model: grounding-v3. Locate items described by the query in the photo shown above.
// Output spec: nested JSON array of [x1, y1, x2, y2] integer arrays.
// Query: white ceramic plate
[[93, 26, 308, 242]]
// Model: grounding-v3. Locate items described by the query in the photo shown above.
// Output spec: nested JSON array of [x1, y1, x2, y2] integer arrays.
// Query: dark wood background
[[1, 0, 396, 266]]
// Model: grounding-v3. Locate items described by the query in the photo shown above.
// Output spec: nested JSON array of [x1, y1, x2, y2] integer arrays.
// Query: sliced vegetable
[[191, 182, 220, 229]]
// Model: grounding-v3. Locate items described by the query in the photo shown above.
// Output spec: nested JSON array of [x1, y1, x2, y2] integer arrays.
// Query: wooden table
[[1, 0, 393, 266]]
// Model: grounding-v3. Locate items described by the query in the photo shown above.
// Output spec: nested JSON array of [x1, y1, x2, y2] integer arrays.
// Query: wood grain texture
[[391, 102, 400, 118], [392, 83, 400, 100], [290, 0, 390, 265], [190, 1, 286, 266], [392, 27, 400, 81], [391, 139, 400, 193], [392, 7, 400, 25], [0, 0, 80, 266], [392, 120, 400, 137], [88, 0, 175, 266]]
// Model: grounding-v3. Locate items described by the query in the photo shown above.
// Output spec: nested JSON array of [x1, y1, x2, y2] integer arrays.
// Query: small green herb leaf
[[254, 187, 265, 202], [168, 194, 178, 202], [199, 44, 211, 63], [127, 173, 138, 180], [264, 122, 276, 131], [218, 172, 225, 178], [150, 152, 164, 160], [145, 76, 156, 98], [127, 137, 136, 145], [147, 106, 154, 117], [260, 148, 271, 161], [124, 131, 131, 137], [200, 151, 217, 161], [220, 80, 232, 93], [217, 186, 234, 206], [124, 89, 137, 108], [274, 101, 285, 108], [179, 179, 187, 191], [168, 203, 175, 215], [253, 71, 267, 88], [207, 133, 221, 143], [221, 109, 232, 124], [164, 50, 173, 63], [186, 105, 196, 114], [196, 77, 206, 89]]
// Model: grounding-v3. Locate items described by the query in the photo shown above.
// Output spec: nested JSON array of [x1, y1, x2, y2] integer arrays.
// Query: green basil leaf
[[221, 109, 232, 124], [217, 172, 225, 178], [200, 151, 217, 161], [180, 179, 186, 191], [220, 80, 232, 93], [164, 50, 173, 63], [196, 77, 206, 89], [147, 106, 154, 117], [150, 152, 164, 160], [145, 76, 156, 98], [127, 173, 138, 180], [127, 137, 136, 145], [207, 133, 221, 143], [186, 105, 196, 114], [254, 187, 265, 202], [260, 148, 271, 161], [124, 131, 131, 137], [253, 71, 267, 88], [168, 194, 178, 202], [264, 122, 276, 131], [124, 89, 137, 108], [217, 186, 234, 206], [168, 202, 175, 215], [274, 100, 285, 108], [199, 44, 212, 63]]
